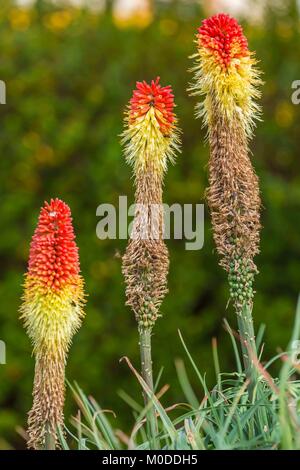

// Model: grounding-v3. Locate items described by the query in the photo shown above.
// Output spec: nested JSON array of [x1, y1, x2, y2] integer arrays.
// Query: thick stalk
[[237, 304, 258, 396], [138, 327, 157, 440], [44, 422, 55, 450]]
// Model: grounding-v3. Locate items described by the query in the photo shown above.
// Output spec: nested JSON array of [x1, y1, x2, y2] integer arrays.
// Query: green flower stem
[[237, 304, 258, 395], [138, 327, 158, 441], [44, 422, 55, 450]]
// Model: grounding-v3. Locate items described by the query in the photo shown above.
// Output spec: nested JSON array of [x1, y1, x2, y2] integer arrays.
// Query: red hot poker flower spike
[[198, 13, 249, 70], [28, 198, 80, 291], [20, 198, 85, 449], [129, 77, 176, 135]]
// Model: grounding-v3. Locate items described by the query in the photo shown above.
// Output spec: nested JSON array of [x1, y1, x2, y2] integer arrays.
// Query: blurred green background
[[0, 0, 299, 449]]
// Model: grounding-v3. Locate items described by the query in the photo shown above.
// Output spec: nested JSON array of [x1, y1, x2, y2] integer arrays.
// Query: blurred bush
[[0, 0, 299, 449]]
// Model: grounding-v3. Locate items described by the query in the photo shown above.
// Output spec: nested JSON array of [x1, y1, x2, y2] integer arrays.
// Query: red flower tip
[[198, 13, 249, 69], [128, 77, 176, 135], [28, 198, 80, 290]]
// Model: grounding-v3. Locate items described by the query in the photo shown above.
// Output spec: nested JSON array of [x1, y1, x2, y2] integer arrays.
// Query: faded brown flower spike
[[191, 14, 262, 378]]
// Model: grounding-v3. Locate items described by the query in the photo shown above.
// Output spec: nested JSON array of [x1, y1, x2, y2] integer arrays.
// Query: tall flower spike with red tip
[[190, 14, 262, 388], [122, 77, 180, 175], [122, 79, 180, 434], [20, 199, 85, 449]]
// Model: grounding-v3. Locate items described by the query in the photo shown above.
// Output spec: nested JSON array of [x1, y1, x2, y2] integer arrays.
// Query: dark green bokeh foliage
[[0, 0, 299, 448]]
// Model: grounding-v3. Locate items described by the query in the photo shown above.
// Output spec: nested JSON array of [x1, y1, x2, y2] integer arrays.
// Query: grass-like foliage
[[59, 299, 300, 451]]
